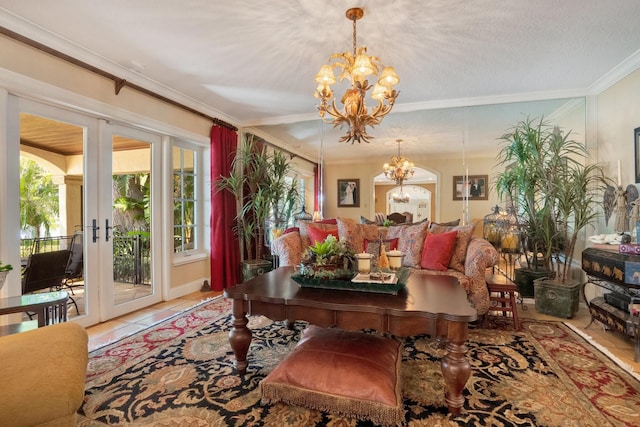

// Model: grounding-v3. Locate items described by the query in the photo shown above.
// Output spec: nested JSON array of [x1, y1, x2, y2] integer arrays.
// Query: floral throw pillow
[[430, 222, 477, 273], [385, 220, 430, 268], [364, 238, 399, 268], [336, 218, 379, 254], [271, 231, 302, 266]]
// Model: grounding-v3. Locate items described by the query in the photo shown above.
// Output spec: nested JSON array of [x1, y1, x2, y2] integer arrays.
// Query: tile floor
[[85, 289, 640, 375], [85, 288, 222, 351]]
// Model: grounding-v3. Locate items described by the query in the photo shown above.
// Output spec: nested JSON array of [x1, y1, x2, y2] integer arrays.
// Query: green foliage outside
[[20, 158, 59, 239]]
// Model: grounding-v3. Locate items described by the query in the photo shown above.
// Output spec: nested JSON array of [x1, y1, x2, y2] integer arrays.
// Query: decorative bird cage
[[498, 206, 520, 253], [483, 205, 502, 248]]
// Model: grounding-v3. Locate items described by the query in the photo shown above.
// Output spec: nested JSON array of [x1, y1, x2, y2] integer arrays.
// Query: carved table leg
[[440, 321, 471, 415], [229, 299, 252, 375]]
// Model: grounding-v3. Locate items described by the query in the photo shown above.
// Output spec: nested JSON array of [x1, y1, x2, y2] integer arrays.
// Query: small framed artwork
[[453, 175, 488, 200], [337, 179, 360, 207], [635, 127, 640, 183]]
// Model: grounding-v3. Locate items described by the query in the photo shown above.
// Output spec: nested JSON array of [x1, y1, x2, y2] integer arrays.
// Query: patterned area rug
[[78, 297, 640, 426]]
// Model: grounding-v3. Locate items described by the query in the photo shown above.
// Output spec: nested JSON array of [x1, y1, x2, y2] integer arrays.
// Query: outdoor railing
[[113, 232, 151, 286], [20, 232, 151, 286], [20, 235, 75, 258]]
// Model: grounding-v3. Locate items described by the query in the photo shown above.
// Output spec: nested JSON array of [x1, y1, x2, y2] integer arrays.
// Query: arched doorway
[[386, 185, 431, 223], [373, 167, 437, 223]]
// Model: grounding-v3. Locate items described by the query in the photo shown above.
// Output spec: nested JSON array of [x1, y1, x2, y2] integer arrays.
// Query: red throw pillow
[[420, 230, 458, 271], [283, 227, 299, 235], [308, 226, 338, 245], [314, 218, 338, 225]]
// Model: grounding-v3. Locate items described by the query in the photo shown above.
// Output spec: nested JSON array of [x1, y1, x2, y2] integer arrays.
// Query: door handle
[[91, 219, 100, 243], [105, 219, 113, 242]]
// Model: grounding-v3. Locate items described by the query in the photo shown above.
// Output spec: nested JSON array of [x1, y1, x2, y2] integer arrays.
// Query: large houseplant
[[216, 133, 300, 280], [495, 117, 606, 317]]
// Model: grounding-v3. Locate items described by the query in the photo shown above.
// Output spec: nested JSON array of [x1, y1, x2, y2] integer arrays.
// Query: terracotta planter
[[533, 277, 581, 318]]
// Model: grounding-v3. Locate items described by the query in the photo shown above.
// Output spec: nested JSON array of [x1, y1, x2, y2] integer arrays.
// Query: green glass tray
[[291, 268, 409, 295]]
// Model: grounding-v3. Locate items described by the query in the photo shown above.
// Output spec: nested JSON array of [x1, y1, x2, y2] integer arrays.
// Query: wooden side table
[[485, 273, 521, 330], [0, 291, 69, 335]]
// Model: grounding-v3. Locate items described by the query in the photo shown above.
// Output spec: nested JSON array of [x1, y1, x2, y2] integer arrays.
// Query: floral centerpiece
[[299, 235, 355, 280]]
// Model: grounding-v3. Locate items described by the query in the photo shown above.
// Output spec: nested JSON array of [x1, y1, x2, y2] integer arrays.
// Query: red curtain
[[210, 125, 240, 290]]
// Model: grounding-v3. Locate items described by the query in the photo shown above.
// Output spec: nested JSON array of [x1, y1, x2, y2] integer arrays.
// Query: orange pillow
[[307, 226, 338, 245], [420, 230, 458, 271]]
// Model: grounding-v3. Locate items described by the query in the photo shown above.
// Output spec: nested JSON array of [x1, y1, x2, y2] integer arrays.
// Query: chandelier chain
[[352, 16, 357, 57]]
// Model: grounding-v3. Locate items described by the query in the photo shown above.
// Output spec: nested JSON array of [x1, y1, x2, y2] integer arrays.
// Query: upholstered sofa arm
[[463, 237, 500, 315], [272, 231, 303, 267], [0, 322, 88, 427]]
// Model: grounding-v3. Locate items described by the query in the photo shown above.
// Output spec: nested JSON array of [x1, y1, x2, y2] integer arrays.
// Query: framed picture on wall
[[337, 179, 360, 207], [635, 127, 640, 183], [453, 174, 488, 200]]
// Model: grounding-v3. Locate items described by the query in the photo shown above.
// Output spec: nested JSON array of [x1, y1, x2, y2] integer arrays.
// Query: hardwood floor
[[85, 289, 640, 375]]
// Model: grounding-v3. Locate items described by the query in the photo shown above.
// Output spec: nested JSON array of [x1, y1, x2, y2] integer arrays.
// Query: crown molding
[[0, 8, 238, 127], [244, 89, 589, 127], [0, 67, 210, 145], [588, 48, 640, 95]]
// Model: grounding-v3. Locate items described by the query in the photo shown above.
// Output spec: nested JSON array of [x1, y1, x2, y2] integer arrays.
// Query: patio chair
[[22, 249, 72, 294], [61, 233, 84, 314]]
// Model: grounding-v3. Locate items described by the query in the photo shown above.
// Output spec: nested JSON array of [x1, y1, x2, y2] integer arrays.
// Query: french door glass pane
[[112, 136, 153, 305]]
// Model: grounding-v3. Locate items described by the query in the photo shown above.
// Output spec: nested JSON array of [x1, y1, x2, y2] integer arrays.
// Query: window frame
[[172, 140, 204, 263]]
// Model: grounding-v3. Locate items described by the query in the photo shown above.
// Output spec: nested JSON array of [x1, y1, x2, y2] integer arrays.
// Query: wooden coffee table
[[224, 267, 477, 415]]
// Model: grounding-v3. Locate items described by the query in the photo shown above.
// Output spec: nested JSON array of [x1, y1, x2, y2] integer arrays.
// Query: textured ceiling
[[1, 0, 639, 163]]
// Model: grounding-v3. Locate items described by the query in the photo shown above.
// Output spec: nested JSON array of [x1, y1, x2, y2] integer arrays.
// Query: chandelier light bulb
[[379, 66, 400, 87], [370, 83, 386, 100]]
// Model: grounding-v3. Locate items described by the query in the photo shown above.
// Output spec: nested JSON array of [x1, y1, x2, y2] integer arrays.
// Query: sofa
[[272, 217, 499, 316], [0, 322, 89, 427]]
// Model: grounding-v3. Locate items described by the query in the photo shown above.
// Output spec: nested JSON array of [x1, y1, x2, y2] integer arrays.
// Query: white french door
[[15, 99, 162, 325], [98, 121, 162, 320]]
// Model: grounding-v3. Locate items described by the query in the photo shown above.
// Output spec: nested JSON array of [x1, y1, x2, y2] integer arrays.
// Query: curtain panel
[[210, 125, 240, 290]]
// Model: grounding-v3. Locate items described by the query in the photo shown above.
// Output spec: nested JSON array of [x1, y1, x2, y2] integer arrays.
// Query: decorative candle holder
[[355, 253, 372, 274], [387, 250, 403, 271]]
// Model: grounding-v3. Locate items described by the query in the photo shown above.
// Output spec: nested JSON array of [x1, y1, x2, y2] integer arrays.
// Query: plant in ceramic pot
[[300, 235, 354, 279], [495, 116, 607, 317], [216, 133, 301, 280]]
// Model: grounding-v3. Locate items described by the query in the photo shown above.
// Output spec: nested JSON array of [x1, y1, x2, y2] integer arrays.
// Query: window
[[173, 145, 198, 254]]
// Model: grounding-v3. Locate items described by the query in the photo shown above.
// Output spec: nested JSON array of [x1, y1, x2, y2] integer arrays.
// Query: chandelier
[[383, 139, 415, 185], [313, 7, 400, 144], [391, 186, 410, 203]]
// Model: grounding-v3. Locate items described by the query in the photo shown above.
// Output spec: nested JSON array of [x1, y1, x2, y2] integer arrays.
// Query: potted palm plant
[[217, 133, 300, 281], [495, 116, 606, 318]]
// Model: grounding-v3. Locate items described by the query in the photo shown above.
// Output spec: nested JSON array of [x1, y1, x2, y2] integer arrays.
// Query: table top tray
[[291, 268, 410, 295]]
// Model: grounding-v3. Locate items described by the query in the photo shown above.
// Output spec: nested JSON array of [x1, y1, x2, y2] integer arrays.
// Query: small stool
[[485, 273, 521, 330]]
